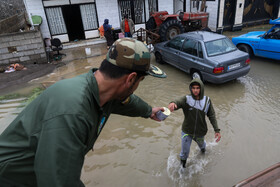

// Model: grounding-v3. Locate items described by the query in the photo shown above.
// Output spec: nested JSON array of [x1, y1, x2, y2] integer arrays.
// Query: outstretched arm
[[168, 96, 186, 112]]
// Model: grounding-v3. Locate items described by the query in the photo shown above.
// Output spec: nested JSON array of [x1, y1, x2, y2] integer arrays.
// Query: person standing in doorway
[[168, 79, 221, 168], [121, 15, 135, 38]]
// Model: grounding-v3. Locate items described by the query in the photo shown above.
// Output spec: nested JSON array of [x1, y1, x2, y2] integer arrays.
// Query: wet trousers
[[180, 131, 206, 160]]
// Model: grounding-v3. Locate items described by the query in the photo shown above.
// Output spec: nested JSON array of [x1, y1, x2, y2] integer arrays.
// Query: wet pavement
[[0, 25, 279, 187]]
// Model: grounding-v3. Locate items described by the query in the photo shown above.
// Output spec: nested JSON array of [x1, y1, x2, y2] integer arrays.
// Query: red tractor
[[145, 11, 210, 42]]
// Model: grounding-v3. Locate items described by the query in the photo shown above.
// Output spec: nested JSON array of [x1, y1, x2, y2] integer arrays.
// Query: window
[[268, 27, 280, 39], [45, 7, 67, 35], [118, 0, 158, 24], [166, 37, 185, 50], [80, 4, 98, 31], [198, 42, 203, 58], [146, 0, 158, 17], [182, 39, 197, 56], [205, 38, 236, 56], [118, 0, 145, 24]]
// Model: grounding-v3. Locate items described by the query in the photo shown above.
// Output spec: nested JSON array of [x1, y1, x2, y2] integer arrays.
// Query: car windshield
[[205, 38, 236, 57]]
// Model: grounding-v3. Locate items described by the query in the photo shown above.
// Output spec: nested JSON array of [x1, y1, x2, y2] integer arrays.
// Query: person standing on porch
[[103, 19, 114, 49], [121, 15, 135, 38]]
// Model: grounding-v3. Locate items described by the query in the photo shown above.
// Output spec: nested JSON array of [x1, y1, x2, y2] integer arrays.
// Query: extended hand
[[150, 107, 164, 121], [215, 132, 221, 142], [168, 103, 177, 112]]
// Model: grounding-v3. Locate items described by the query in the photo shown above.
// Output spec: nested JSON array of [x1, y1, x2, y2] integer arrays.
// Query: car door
[[257, 27, 280, 60], [162, 36, 184, 67], [178, 39, 205, 74]]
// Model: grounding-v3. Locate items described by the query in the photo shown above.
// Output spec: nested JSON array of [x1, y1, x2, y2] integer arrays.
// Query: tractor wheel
[[146, 17, 156, 31], [159, 19, 184, 41]]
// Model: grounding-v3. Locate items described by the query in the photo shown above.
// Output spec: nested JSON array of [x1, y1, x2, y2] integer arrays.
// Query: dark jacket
[[0, 69, 152, 186], [171, 79, 220, 137]]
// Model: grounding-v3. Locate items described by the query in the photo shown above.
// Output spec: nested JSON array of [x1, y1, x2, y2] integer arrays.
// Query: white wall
[[234, 0, 244, 25], [205, 0, 219, 31], [158, 0, 173, 14], [218, 0, 225, 29], [24, 0, 51, 39], [185, 0, 219, 31], [174, 0, 184, 14], [96, 0, 120, 29]]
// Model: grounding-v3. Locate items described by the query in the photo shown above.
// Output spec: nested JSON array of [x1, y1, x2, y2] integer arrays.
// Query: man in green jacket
[[0, 38, 166, 186], [168, 79, 221, 168]]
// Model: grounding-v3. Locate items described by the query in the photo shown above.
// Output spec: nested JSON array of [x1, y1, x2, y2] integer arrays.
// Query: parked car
[[154, 31, 250, 84], [232, 18, 280, 60]]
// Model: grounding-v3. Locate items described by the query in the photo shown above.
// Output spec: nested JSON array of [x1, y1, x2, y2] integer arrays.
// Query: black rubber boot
[[201, 148, 205, 153], [181, 159, 186, 168]]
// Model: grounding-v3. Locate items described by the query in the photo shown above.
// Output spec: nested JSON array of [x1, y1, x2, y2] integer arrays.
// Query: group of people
[[101, 15, 135, 49], [0, 37, 221, 186]]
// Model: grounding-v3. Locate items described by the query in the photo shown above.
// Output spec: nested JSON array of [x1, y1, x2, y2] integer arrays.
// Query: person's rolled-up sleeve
[[111, 94, 152, 118]]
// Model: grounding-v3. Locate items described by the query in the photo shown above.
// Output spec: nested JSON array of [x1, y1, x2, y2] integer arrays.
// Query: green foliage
[[0, 93, 21, 101], [0, 87, 45, 103], [26, 87, 44, 104]]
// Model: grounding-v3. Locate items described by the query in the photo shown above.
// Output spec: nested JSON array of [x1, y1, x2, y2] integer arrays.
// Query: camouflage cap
[[106, 38, 166, 78]]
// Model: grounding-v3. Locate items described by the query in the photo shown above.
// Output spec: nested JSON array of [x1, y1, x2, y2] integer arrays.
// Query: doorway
[[62, 5, 85, 41], [223, 0, 236, 30]]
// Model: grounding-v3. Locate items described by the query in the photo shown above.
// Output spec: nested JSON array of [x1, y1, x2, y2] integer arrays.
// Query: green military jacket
[[171, 79, 220, 137], [0, 69, 152, 186]]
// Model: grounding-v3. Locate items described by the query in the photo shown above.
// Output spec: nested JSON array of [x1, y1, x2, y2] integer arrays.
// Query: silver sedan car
[[154, 31, 250, 84]]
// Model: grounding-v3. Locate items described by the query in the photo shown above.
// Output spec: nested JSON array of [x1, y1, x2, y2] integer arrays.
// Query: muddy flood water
[[0, 26, 279, 187]]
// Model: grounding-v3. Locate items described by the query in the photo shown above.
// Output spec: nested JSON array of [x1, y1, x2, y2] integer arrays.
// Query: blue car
[[232, 18, 280, 60]]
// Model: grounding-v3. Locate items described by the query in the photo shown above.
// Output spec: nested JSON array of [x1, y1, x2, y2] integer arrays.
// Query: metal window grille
[[45, 7, 67, 35], [118, 0, 145, 24], [80, 4, 98, 31], [133, 0, 144, 24], [119, 0, 132, 20], [148, 0, 157, 14]]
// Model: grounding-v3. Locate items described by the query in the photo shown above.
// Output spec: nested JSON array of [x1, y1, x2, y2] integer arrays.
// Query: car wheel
[[155, 52, 165, 64], [238, 44, 253, 58], [191, 71, 203, 81]]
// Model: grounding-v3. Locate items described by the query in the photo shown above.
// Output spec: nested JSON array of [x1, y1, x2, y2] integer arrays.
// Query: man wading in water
[[168, 79, 221, 168], [0, 38, 166, 186]]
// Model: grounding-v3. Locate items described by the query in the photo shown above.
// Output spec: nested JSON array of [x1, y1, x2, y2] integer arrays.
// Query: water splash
[[167, 140, 218, 187]]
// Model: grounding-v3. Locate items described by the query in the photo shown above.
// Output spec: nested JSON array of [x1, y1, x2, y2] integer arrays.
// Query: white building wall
[[95, 0, 120, 29], [218, 0, 225, 29], [24, 0, 51, 39], [158, 0, 173, 14], [205, 0, 219, 31], [234, 0, 244, 25], [174, 0, 184, 14], [185, 0, 219, 32]]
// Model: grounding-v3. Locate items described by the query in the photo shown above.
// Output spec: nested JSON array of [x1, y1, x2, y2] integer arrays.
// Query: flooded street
[[0, 26, 279, 187]]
